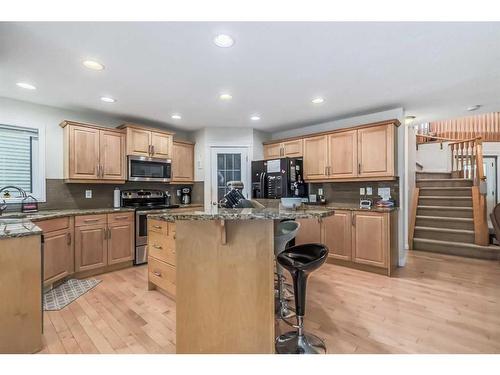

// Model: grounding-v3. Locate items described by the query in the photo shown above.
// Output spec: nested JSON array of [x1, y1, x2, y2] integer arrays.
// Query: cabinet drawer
[[35, 216, 71, 233], [148, 257, 176, 296], [107, 212, 134, 224], [148, 219, 169, 235], [148, 231, 176, 266], [75, 214, 107, 227]]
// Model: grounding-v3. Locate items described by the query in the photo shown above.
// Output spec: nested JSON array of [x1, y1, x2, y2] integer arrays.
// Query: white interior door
[[483, 156, 497, 218], [210, 147, 249, 205]]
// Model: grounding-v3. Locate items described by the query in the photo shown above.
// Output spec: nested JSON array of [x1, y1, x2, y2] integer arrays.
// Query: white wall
[[193, 127, 271, 209], [271, 108, 408, 266], [0, 97, 187, 179], [415, 142, 450, 172]]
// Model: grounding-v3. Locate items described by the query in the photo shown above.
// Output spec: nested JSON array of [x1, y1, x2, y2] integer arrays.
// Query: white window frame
[[0, 123, 46, 203]]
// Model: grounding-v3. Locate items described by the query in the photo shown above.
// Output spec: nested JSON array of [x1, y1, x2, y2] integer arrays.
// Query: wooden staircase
[[411, 137, 500, 260]]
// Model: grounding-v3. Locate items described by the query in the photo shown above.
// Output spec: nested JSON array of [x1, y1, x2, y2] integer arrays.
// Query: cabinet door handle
[[153, 244, 162, 249], [84, 218, 100, 223], [108, 228, 111, 239], [153, 271, 162, 277], [114, 215, 129, 220], [352, 214, 356, 226], [358, 163, 361, 175], [100, 165, 104, 178], [151, 145, 155, 155], [153, 225, 162, 229], [66, 232, 71, 245]]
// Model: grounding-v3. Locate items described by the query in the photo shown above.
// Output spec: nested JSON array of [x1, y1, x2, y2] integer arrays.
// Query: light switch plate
[[85, 190, 92, 199], [366, 186, 373, 195], [318, 188, 324, 195], [359, 187, 365, 195], [177, 189, 181, 196]]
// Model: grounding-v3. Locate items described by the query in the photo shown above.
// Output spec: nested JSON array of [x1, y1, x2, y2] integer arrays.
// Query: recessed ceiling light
[[16, 82, 36, 90], [467, 105, 481, 111], [250, 115, 261, 121], [311, 97, 325, 104], [100, 96, 116, 103], [219, 93, 233, 101], [214, 34, 234, 48], [171, 114, 182, 120], [83, 60, 105, 71], [405, 115, 416, 124]]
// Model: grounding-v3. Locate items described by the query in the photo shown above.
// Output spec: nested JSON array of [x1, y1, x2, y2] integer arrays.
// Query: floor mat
[[43, 278, 101, 311]]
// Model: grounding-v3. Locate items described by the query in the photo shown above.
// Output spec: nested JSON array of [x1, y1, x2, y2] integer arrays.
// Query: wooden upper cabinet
[[100, 130, 126, 180], [323, 211, 352, 261], [61, 121, 126, 183], [119, 124, 174, 158], [151, 132, 173, 159], [357, 124, 394, 178], [127, 128, 151, 157], [282, 139, 303, 157], [171, 141, 195, 183], [352, 211, 388, 268], [263, 139, 303, 160], [263, 142, 282, 160], [303, 135, 329, 180], [328, 130, 358, 179], [67, 125, 100, 180]]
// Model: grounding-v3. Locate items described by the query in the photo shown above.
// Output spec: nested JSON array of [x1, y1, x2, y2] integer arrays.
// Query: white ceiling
[[1, 22, 500, 132]]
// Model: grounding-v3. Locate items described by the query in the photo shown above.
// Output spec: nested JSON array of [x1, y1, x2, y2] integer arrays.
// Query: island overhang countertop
[[148, 205, 335, 222]]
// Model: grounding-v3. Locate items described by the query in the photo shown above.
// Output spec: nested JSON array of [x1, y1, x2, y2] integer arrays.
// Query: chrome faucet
[[0, 186, 27, 216]]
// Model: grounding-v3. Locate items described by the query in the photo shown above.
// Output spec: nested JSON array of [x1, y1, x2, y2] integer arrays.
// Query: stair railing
[[415, 133, 489, 246]]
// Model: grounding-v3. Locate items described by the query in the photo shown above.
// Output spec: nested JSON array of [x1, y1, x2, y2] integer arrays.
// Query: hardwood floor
[[40, 251, 500, 354]]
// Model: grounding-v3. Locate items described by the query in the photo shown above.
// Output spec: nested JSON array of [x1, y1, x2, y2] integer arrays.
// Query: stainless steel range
[[121, 189, 179, 265]]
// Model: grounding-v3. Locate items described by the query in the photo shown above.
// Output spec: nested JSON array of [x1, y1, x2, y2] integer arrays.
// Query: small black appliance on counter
[[251, 157, 307, 199]]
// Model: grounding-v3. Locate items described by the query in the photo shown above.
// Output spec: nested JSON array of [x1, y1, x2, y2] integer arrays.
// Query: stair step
[[419, 187, 472, 197], [416, 178, 473, 188], [414, 226, 475, 243], [413, 238, 500, 260], [415, 215, 474, 230], [416, 205, 473, 218], [418, 196, 472, 207], [416, 171, 452, 179]]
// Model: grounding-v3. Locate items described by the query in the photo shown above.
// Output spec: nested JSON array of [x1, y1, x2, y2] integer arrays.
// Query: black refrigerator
[[251, 158, 307, 199]]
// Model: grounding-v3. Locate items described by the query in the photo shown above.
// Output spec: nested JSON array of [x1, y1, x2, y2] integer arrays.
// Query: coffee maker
[[181, 187, 191, 205]]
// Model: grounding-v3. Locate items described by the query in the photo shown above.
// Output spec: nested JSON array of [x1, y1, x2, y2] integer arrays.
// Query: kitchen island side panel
[[175, 219, 275, 354]]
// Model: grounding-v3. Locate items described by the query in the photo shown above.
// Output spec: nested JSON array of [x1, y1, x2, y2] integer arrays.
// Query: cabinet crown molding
[[118, 122, 175, 136], [59, 120, 124, 133], [263, 118, 400, 145]]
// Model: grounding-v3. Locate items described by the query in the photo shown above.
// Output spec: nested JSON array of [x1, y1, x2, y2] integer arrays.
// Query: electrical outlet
[[359, 187, 365, 195], [366, 186, 373, 195], [85, 190, 92, 199]]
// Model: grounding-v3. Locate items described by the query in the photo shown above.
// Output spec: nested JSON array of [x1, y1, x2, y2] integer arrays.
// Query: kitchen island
[[148, 205, 335, 354]]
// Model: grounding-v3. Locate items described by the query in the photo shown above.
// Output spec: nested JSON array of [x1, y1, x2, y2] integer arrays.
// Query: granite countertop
[[136, 204, 204, 215], [1, 207, 136, 221], [149, 205, 335, 222], [320, 203, 398, 213], [0, 218, 42, 239]]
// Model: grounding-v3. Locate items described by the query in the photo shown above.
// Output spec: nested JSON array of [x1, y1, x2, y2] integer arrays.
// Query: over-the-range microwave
[[128, 155, 172, 182]]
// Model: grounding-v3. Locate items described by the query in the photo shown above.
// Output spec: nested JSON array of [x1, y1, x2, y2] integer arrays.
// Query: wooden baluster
[[466, 141, 471, 179], [450, 143, 455, 173], [460, 142, 465, 178], [471, 142, 476, 183]]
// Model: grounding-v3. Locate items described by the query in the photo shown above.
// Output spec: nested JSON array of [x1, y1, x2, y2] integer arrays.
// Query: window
[[0, 124, 45, 202]]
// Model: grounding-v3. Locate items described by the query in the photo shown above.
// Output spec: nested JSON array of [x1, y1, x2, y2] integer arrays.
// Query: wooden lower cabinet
[[107, 221, 134, 265], [75, 224, 108, 272], [294, 209, 396, 275], [148, 219, 176, 297], [323, 211, 352, 261], [352, 211, 388, 268], [36, 217, 74, 286]]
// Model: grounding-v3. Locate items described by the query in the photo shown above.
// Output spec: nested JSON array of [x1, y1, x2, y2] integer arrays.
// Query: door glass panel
[[216, 153, 243, 202]]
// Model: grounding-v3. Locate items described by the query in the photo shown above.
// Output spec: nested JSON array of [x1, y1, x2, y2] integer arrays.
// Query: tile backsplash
[[4, 179, 204, 211], [309, 179, 399, 206]]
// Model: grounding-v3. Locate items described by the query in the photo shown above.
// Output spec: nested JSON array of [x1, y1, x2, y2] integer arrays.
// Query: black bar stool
[[275, 243, 329, 354]]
